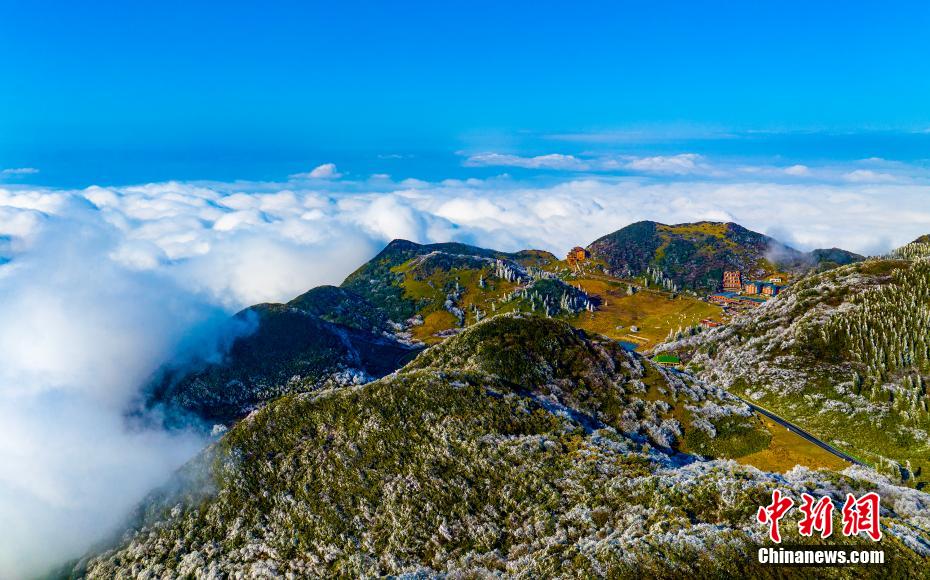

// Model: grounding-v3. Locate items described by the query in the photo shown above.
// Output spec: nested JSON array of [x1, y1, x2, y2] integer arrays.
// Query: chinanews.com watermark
[[755, 490, 885, 567], [758, 546, 884, 566]]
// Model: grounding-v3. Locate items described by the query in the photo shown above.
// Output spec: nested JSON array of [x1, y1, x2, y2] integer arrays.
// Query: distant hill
[[340, 238, 592, 343], [586, 221, 804, 291], [143, 228, 867, 427], [808, 247, 866, 270], [587, 221, 862, 291]]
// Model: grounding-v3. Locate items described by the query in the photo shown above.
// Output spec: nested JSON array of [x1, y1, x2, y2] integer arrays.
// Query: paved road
[[741, 400, 865, 466], [632, 350, 866, 467]]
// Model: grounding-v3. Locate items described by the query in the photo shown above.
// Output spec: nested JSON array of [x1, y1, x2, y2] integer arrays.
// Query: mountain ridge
[[141, 222, 866, 427]]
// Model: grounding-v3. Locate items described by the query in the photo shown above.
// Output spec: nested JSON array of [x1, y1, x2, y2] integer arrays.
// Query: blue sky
[[1, 1, 929, 186], [3, 6, 930, 572]]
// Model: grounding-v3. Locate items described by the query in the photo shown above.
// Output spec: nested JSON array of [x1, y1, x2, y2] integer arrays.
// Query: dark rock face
[[144, 293, 421, 427]]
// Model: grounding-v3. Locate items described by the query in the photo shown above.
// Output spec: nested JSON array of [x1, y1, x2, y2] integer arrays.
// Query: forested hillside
[[661, 255, 930, 487]]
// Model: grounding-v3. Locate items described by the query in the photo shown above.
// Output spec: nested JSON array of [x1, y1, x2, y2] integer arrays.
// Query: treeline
[[801, 261, 930, 425], [890, 241, 930, 261]]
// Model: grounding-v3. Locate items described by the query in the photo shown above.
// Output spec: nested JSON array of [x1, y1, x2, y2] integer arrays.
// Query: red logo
[[757, 490, 882, 542], [841, 492, 882, 541], [757, 489, 794, 543], [798, 493, 834, 538]]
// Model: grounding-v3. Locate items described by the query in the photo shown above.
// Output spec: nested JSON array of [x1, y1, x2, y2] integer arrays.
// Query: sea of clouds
[[1, 156, 930, 576]]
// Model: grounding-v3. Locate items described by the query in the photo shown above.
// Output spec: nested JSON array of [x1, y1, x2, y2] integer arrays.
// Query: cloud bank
[[0, 201, 218, 577], [462, 150, 929, 184], [1, 154, 930, 575]]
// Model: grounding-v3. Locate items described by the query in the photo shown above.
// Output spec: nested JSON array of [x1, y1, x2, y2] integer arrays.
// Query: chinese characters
[[757, 490, 882, 543]]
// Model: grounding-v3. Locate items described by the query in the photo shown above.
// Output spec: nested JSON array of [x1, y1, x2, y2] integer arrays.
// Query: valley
[[569, 277, 720, 348]]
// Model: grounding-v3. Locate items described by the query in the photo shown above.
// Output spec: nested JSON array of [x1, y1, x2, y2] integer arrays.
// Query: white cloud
[[843, 169, 898, 183], [436, 197, 508, 224], [213, 209, 267, 232], [460, 151, 930, 184], [290, 163, 343, 180], [0, 167, 40, 177], [0, 213, 215, 577], [463, 151, 712, 176], [354, 195, 430, 242], [625, 153, 704, 174], [463, 152, 589, 170], [784, 164, 811, 176]]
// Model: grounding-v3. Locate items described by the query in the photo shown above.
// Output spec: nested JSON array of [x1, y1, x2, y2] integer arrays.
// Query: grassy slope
[[347, 241, 599, 344], [737, 415, 850, 473], [340, 239, 557, 321], [393, 254, 524, 343], [346, 238, 726, 350], [570, 277, 720, 348]]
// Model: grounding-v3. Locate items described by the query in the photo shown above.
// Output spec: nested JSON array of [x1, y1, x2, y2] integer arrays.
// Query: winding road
[[740, 400, 865, 466], [630, 348, 866, 468]]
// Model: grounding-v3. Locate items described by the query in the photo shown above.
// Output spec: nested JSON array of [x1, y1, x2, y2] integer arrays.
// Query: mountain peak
[[384, 238, 421, 250], [586, 220, 795, 290]]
